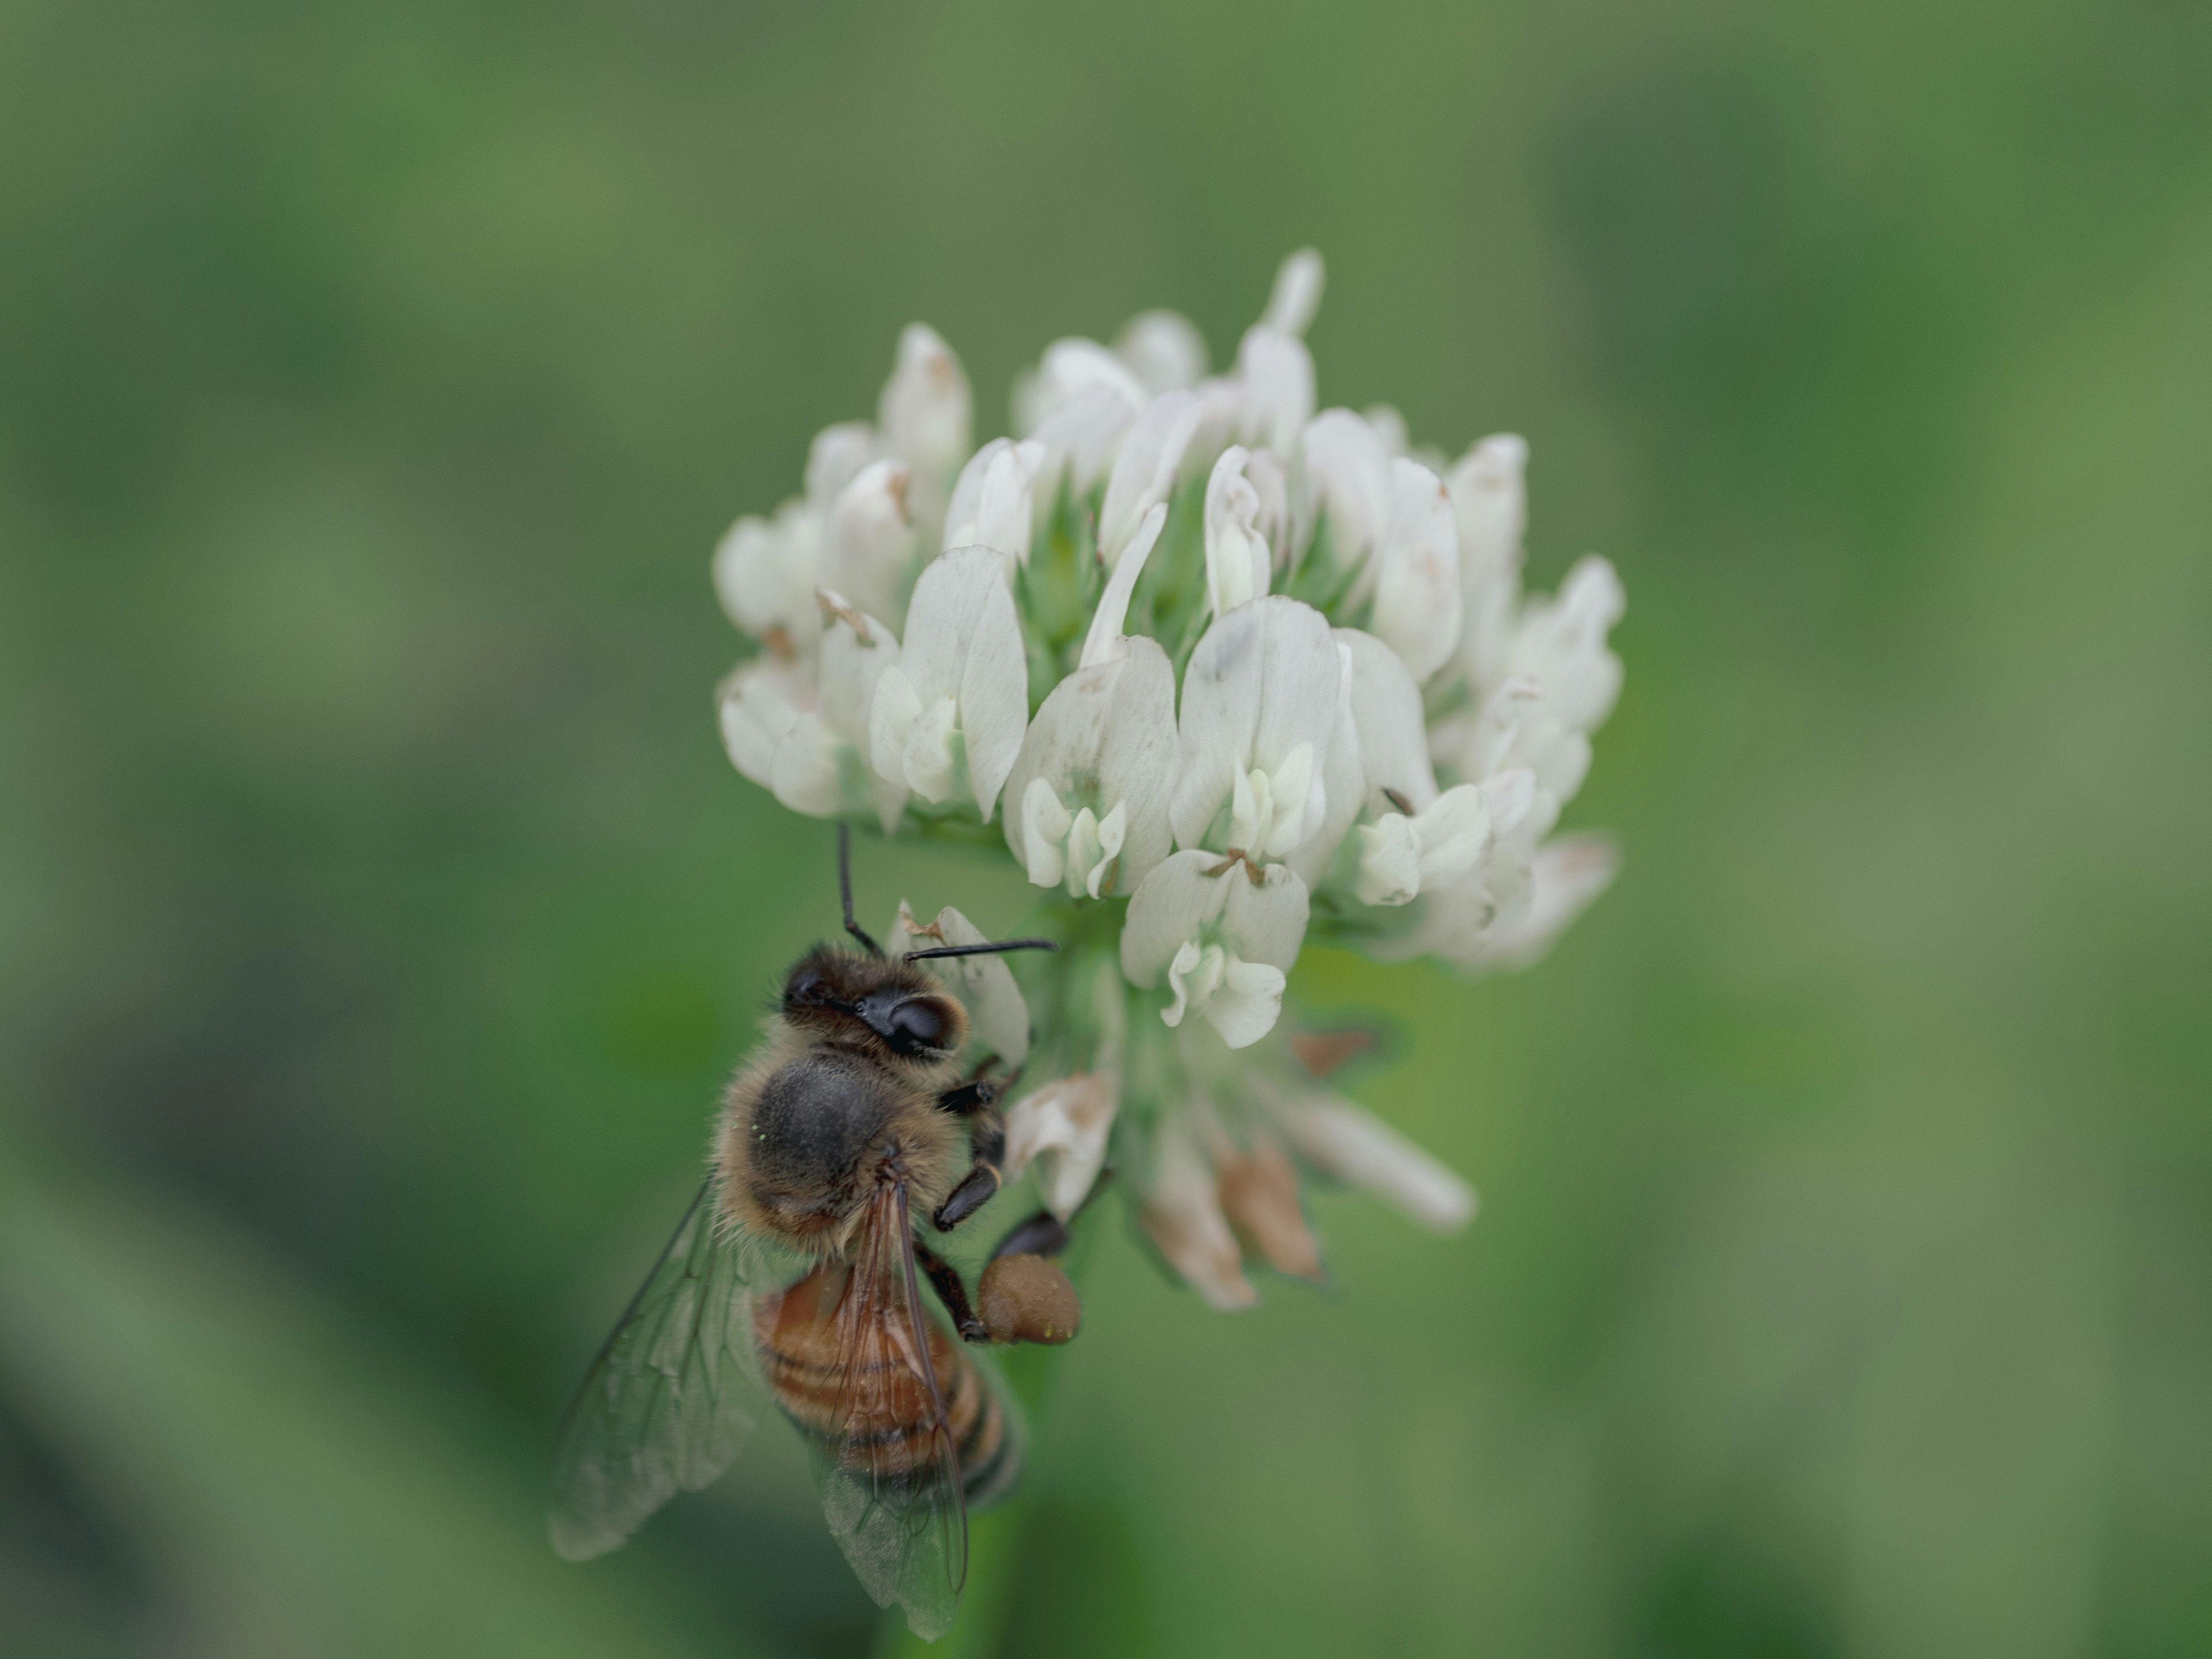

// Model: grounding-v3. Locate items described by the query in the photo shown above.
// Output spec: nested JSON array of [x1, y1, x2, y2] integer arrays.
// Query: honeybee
[[550, 826, 1082, 1638]]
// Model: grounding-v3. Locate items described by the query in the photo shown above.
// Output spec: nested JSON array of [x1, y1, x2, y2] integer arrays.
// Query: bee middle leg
[[911, 1236, 989, 1343]]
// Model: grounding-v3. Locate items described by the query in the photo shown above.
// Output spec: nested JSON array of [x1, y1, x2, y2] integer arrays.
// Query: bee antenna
[[838, 822, 882, 957], [903, 938, 1059, 963]]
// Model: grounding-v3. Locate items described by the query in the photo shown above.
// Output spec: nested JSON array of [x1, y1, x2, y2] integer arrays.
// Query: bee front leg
[[931, 1107, 1005, 1232], [911, 1237, 989, 1343]]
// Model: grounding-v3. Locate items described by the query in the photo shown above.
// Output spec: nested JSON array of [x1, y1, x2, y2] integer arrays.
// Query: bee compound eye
[[885, 998, 949, 1055]]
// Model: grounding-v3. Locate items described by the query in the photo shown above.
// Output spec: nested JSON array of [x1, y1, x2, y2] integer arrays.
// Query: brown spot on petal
[[1217, 1141, 1323, 1282], [978, 1254, 1082, 1344]]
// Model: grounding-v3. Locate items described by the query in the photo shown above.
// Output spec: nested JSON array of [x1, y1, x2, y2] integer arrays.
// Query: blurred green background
[[4, 0, 2209, 1654]]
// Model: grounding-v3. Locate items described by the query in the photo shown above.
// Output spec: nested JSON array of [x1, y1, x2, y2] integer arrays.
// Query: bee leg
[[931, 1109, 1005, 1232], [989, 1209, 1070, 1261], [989, 1165, 1113, 1261], [911, 1237, 990, 1343]]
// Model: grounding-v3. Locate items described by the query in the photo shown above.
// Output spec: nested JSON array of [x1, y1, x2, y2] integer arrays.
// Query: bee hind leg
[[912, 1237, 989, 1342]]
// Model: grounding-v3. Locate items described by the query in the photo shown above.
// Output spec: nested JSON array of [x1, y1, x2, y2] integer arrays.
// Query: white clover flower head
[[705, 251, 1627, 1309]]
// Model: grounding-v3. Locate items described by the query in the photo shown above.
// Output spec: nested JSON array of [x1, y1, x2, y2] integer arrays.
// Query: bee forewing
[[548, 1179, 763, 1561]]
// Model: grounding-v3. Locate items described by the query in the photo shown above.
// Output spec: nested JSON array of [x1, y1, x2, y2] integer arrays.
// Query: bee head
[[780, 948, 967, 1065]]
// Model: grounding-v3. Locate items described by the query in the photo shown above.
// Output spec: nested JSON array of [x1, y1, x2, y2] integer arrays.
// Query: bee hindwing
[[549, 1179, 759, 1560]]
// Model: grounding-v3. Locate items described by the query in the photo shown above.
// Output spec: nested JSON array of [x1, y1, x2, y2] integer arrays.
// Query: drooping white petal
[[1141, 1115, 1256, 1310], [1370, 458, 1462, 682], [1203, 446, 1272, 618], [767, 713, 840, 817], [805, 421, 881, 507], [821, 460, 914, 631], [1374, 829, 1612, 974], [944, 437, 1046, 568], [1508, 555, 1626, 733], [711, 503, 821, 652], [1170, 597, 1341, 855], [1099, 391, 1203, 564], [1003, 1073, 1117, 1219], [1353, 783, 1493, 906], [869, 547, 1028, 819], [1300, 408, 1394, 567], [1003, 635, 1179, 897], [1232, 327, 1315, 459], [717, 657, 812, 787], [1446, 434, 1528, 694], [886, 902, 1029, 1067], [1080, 503, 1166, 669], [1252, 1078, 1476, 1233], [1260, 248, 1325, 339], [1115, 309, 1209, 395], [877, 324, 971, 483]]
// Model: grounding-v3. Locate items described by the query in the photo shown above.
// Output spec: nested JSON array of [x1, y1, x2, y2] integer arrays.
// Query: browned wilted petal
[[1215, 1140, 1323, 1282], [1290, 1027, 1376, 1080]]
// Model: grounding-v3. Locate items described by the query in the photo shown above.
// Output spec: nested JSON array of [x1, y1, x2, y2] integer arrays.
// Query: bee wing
[[549, 1178, 759, 1560], [807, 1180, 968, 1641]]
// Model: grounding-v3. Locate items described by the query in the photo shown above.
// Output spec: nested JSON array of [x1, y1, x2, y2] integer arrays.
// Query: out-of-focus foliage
[[2, 1, 2207, 1655]]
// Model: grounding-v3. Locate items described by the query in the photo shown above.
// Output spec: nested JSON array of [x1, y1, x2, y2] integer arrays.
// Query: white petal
[[1446, 434, 1528, 694], [1121, 850, 1234, 988], [1257, 1081, 1476, 1233], [897, 546, 1029, 819], [1355, 814, 1423, 906], [1020, 775, 1072, 889], [768, 713, 841, 817], [1087, 800, 1128, 899], [822, 460, 914, 630], [1063, 808, 1102, 898], [1203, 446, 1272, 616], [1204, 955, 1287, 1049], [1002, 1073, 1117, 1218], [903, 696, 959, 802], [877, 324, 971, 481], [1099, 391, 1203, 563], [895, 903, 1029, 1068], [718, 658, 810, 787], [1218, 859, 1309, 970], [1029, 380, 1139, 501], [1339, 627, 1436, 810], [868, 665, 923, 788], [805, 421, 881, 506], [1258, 741, 1316, 858], [1090, 640, 1179, 891], [1364, 404, 1410, 457], [1509, 555, 1626, 733], [1013, 337, 1149, 437], [1285, 641, 1366, 887], [712, 506, 820, 648], [1161, 939, 1211, 1027], [1411, 783, 1493, 889], [1170, 597, 1341, 854], [1080, 502, 1166, 668], [1115, 309, 1209, 395], [944, 437, 1046, 568], [1260, 248, 1325, 339], [1301, 408, 1394, 565], [1464, 835, 1617, 972], [1233, 327, 1315, 459], [1370, 458, 1462, 682]]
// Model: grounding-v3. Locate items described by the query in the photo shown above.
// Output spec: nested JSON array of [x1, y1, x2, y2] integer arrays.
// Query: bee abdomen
[[755, 1279, 1013, 1500]]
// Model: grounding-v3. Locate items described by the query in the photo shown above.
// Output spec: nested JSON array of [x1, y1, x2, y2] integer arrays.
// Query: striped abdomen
[[753, 1264, 1015, 1502]]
